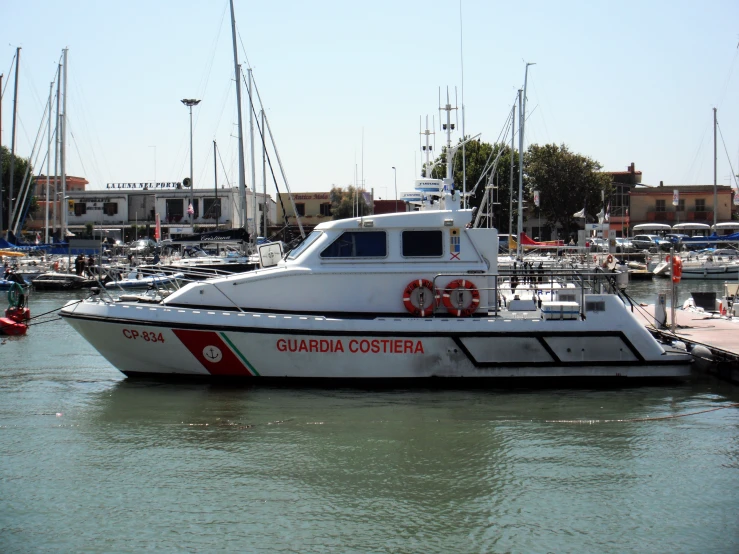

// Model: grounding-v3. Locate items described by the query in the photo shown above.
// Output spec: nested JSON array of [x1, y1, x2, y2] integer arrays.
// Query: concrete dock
[[633, 304, 739, 383]]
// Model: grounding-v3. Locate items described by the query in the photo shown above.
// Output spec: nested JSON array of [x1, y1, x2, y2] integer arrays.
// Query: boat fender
[[53, 260, 59, 271], [689, 344, 713, 372], [402, 279, 438, 317], [442, 279, 480, 317]]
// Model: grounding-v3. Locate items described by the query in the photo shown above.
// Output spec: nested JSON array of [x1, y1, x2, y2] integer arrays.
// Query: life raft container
[[0, 317, 27, 336], [402, 279, 438, 317], [441, 279, 480, 317]]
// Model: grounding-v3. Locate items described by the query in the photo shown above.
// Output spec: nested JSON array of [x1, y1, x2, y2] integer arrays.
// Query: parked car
[[631, 234, 670, 252], [614, 237, 633, 253], [666, 233, 711, 250], [128, 238, 160, 256], [587, 238, 609, 253], [498, 234, 512, 253]]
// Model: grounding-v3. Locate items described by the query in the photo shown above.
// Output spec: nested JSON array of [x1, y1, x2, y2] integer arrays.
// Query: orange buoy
[[402, 279, 437, 317], [441, 279, 480, 317], [671, 255, 683, 283]]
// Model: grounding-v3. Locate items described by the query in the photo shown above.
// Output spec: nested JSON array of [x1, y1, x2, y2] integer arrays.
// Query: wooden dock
[[633, 304, 739, 383]]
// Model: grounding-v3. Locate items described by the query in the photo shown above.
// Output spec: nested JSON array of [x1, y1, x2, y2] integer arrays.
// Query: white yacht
[[61, 180, 692, 380]]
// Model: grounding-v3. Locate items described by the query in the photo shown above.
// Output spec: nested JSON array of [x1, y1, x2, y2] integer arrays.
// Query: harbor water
[[2, 284, 739, 553]]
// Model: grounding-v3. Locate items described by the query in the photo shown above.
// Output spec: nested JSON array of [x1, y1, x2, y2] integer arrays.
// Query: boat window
[[286, 231, 322, 260], [402, 230, 443, 257], [320, 231, 387, 258]]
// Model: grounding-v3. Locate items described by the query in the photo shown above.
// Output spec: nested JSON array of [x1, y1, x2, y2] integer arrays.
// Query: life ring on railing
[[402, 279, 438, 317], [602, 254, 614, 268], [442, 279, 480, 317], [665, 255, 671, 263], [672, 255, 683, 283]]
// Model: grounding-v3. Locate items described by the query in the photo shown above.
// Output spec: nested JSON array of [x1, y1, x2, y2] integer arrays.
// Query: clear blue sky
[[2, 0, 738, 198]]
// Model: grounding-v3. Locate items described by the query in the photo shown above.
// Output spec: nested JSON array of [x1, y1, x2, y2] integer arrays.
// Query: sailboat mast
[[262, 110, 267, 238], [45, 81, 53, 243], [53, 68, 61, 239], [713, 107, 717, 228], [248, 68, 257, 243], [229, 0, 247, 239], [508, 100, 515, 240], [61, 48, 68, 240], [517, 62, 534, 258], [8, 47, 21, 239], [0, 72, 3, 237], [213, 140, 218, 230]]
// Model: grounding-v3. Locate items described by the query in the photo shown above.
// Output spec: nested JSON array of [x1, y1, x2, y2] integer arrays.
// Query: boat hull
[[61, 299, 693, 380]]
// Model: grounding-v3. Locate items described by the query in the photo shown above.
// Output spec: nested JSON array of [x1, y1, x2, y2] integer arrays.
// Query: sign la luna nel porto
[[105, 182, 182, 190]]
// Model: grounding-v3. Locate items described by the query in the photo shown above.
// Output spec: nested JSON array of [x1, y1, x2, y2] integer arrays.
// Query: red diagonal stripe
[[172, 329, 252, 376]]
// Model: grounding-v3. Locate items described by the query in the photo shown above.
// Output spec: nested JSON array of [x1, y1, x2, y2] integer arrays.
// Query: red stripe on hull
[[172, 329, 252, 376]]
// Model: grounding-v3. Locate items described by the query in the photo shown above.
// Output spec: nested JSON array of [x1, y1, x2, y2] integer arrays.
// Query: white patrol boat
[[61, 180, 692, 380]]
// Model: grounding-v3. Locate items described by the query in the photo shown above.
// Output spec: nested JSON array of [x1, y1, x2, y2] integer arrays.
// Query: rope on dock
[[545, 403, 739, 424]]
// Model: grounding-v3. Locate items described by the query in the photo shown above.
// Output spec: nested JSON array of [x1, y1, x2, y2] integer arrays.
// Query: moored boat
[[32, 272, 96, 291], [61, 183, 692, 381]]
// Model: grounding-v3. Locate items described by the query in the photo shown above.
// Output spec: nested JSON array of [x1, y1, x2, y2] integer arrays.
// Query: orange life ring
[[672, 255, 683, 283], [442, 279, 480, 317], [402, 279, 437, 317], [665, 255, 671, 263]]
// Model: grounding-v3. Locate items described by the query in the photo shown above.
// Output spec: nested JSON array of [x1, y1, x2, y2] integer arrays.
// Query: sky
[[2, 0, 738, 199]]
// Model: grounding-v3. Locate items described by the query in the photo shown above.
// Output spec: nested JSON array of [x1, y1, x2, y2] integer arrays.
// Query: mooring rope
[[0, 299, 83, 333], [545, 403, 739, 424]]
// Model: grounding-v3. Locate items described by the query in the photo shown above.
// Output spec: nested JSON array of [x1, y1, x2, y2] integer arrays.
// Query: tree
[[525, 143, 612, 238], [1, 145, 34, 234], [426, 138, 522, 231], [330, 185, 370, 220]]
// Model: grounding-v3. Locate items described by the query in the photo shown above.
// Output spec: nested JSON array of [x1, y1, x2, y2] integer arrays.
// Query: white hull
[[61, 295, 692, 380], [676, 266, 739, 280]]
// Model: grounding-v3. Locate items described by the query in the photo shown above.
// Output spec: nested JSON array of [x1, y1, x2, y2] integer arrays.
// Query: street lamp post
[[392, 166, 398, 212], [181, 99, 201, 225]]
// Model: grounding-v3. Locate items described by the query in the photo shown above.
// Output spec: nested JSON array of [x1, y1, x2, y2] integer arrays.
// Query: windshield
[[287, 231, 322, 260]]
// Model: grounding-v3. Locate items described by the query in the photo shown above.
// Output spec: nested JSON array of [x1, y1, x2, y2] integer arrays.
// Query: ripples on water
[[1, 291, 738, 553]]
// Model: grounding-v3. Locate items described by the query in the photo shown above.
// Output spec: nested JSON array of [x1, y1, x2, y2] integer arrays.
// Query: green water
[[1, 289, 738, 553]]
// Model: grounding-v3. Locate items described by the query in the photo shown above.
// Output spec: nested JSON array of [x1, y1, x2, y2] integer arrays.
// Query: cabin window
[[401, 230, 443, 257], [74, 203, 86, 216], [103, 203, 118, 216], [287, 231, 322, 260], [321, 231, 387, 258]]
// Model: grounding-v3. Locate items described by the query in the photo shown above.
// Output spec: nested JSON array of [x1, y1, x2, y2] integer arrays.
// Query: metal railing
[[429, 268, 620, 319]]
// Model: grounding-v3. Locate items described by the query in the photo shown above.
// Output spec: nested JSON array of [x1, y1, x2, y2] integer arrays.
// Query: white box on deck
[[540, 301, 580, 320]]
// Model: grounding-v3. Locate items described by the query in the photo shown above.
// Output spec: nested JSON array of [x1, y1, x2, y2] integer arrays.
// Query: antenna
[[419, 115, 435, 177], [438, 86, 459, 191], [455, 86, 459, 130]]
